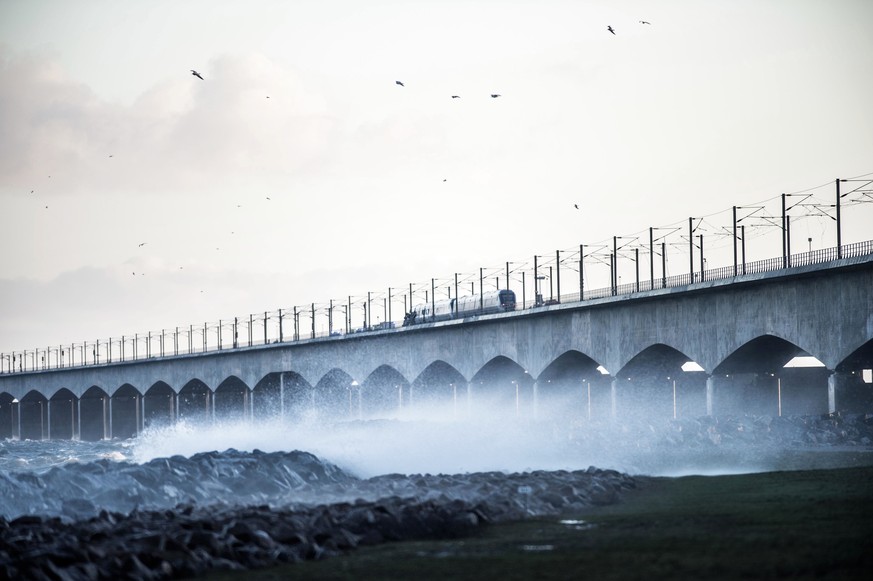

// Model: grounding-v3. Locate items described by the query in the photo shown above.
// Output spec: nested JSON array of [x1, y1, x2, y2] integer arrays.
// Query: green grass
[[203, 465, 873, 580]]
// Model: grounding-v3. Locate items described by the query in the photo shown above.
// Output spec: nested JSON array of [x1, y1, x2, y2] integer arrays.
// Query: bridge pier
[[610, 378, 618, 419], [828, 370, 871, 414], [532, 381, 539, 420], [706, 376, 714, 416]]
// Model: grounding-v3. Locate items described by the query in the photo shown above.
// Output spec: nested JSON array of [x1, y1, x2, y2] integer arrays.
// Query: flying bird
[[138, 242, 147, 247], [490, 94, 501, 98], [191, 69, 204, 80], [395, 80, 404, 87], [266, 196, 271, 200], [574, 204, 579, 210], [451, 95, 460, 99], [607, 25, 615, 34], [640, 20, 651, 25]]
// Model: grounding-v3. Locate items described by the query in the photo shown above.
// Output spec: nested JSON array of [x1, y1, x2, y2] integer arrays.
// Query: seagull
[[451, 95, 460, 99], [490, 94, 501, 98], [574, 204, 579, 210], [607, 25, 615, 34], [266, 196, 271, 200], [395, 80, 404, 87], [640, 20, 651, 25], [191, 69, 204, 80], [138, 242, 147, 247]]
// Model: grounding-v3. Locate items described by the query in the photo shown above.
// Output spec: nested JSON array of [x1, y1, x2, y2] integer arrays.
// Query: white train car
[[403, 289, 517, 325]]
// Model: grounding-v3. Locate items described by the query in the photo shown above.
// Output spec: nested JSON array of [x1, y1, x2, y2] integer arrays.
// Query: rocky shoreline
[[3, 412, 872, 580], [1, 466, 634, 580]]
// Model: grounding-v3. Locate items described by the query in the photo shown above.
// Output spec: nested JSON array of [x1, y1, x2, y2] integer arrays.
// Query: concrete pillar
[[610, 378, 618, 419], [828, 370, 853, 414], [532, 380, 539, 420], [77, 399, 81, 440], [108, 397, 113, 439], [585, 381, 592, 421], [47, 401, 51, 440], [466, 381, 473, 418], [279, 373, 285, 421], [706, 375, 715, 416]]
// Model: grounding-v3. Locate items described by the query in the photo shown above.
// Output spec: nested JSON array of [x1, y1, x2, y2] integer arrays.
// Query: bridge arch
[[215, 376, 250, 422], [112, 384, 142, 439], [178, 379, 211, 423], [470, 356, 533, 419], [314, 368, 356, 421], [615, 344, 708, 420], [832, 338, 873, 413], [361, 364, 410, 419], [19, 390, 48, 440], [537, 350, 612, 422], [144, 381, 174, 428], [49, 388, 77, 440], [80, 386, 109, 441], [712, 334, 829, 416], [0, 392, 16, 439], [253, 371, 313, 423], [410, 360, 467, 419]]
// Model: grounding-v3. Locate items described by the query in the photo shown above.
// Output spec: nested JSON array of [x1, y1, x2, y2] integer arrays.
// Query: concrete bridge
[[2, 253, 872, 441]]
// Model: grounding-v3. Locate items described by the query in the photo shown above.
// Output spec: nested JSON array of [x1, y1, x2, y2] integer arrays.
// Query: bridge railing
[[2, 239, 872, 375]]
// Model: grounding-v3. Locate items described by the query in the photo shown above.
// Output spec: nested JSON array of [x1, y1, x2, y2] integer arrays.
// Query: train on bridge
[[403, 290, 517, 326]]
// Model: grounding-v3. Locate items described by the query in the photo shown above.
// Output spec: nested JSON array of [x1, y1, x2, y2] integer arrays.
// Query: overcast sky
[[1, 0, 872, 354]]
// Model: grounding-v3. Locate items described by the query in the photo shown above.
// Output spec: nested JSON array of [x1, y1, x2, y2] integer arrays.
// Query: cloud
[[0, 48, 343, 196]]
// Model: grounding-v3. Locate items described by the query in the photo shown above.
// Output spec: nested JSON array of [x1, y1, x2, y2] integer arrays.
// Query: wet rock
[[1, 451, 639, 580]]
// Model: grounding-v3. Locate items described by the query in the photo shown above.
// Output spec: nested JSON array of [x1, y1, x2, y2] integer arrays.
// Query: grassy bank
[[204, 463, 873, 580]]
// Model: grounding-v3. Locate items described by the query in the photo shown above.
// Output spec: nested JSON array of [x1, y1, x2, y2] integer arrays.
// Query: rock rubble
[[0, 466, 634, 580]]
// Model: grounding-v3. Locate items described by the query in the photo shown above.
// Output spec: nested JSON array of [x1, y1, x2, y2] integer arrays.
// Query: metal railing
[[2, 239, 871, 375]]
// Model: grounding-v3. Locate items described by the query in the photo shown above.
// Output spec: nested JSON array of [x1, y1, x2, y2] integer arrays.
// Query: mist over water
[[2, 388, 871, 522], [132, 416, 584, 478]]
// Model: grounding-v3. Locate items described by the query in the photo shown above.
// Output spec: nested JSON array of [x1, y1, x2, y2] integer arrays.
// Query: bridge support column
[[108, 397, 113, 439], [532, 381, 539, 420], [47, 402, 52, 440], [466, 381, 472, 418], [279, 374, 285, 422], [706, 375, 715, 416], [610, 378, 618, 419], [77, 399, 81, 440], [828, 371, 856, 414]]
